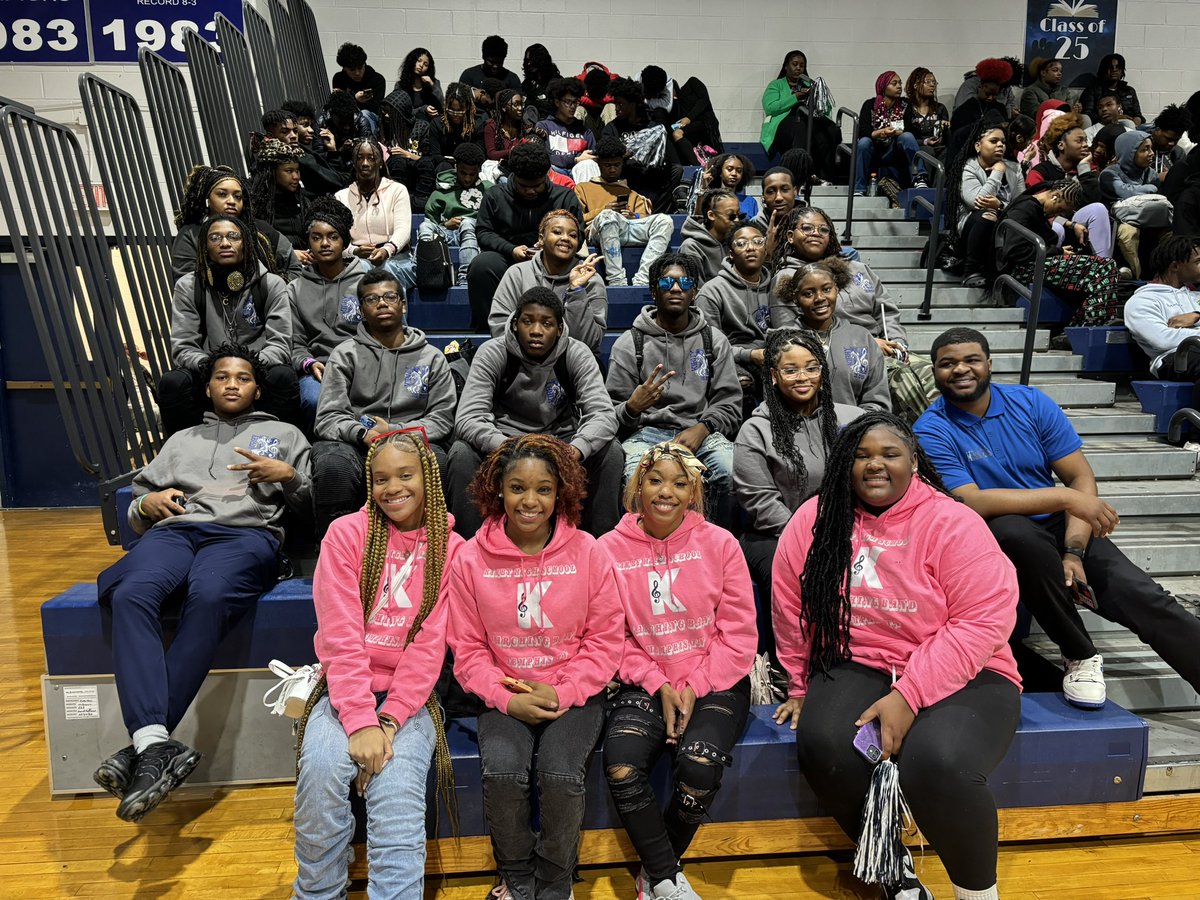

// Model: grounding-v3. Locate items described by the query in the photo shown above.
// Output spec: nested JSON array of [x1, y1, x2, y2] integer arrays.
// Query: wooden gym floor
[[2, 507, 1199, 899]]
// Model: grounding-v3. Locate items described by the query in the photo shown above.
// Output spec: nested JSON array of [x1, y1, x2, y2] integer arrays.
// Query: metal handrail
[[995, 219, 1049, 386], [1168, 408, 1199, 445], [832, 107, 860, 244], [907, 149, 946, 322]]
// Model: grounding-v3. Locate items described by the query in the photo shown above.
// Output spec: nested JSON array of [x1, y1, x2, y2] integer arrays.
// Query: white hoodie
[[1124, 282, 1200, 375]]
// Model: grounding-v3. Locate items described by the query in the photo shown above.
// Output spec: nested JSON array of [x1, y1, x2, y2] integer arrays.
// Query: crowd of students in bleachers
[[84, 33, 1200, 900]]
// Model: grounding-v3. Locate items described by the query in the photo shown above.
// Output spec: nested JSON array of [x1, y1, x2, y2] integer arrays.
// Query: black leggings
[[796, 662, 1019, 891], [771, 113, 843, 181], [740, 530, 779, 656], [603, 677, 751, 884], [959, 209, 1000, 278]]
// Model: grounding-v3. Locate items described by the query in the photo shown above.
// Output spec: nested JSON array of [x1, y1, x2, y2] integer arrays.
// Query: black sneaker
[[115, 739, 202, 822], [93, 745, 138, 799], [881, 848, 934, 899]]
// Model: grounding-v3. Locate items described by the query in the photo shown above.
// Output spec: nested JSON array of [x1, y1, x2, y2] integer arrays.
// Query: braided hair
[[177, 165, 280, 273], [648, 251, 703, 294], [763, 328, 838, 499], [295, 430, 458, 831], [944, 117, 1004, 243], [799, 411, 954, 677], [442, 82, 478, 142], [469, 434, 588, 526], [695, 187, 737, 235], [195, 213, 259, 289], [622, 441, 708, 518], [248, 137, 306, 229]]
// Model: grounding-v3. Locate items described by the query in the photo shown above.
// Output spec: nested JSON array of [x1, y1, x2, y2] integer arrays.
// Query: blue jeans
[[378, 254, 417, 293], [418, 217, 478, 278], [854, 132, 919, 192], [620, 426, 735, 525], [588, 210, 674, 286], [293, 696, 435, 899], [298, 374, 322, 437]]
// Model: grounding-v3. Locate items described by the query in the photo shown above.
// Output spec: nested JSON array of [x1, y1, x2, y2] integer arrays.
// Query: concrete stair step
[[899, 307, 1024, 325], [842, 235, 927, 250], [1065, 404, 1160, 435], [864, 268, 959, 284], [1143, 710, 1200, 793], [990, 353, 1083, 374], [891, 285, 982, 304], [1068, 478, 1200, 516], [1026, 578, 1200, 637], [1112, 522, 1200, 575], [842, 221, 921, 236], [854, 250, 924, 269], [1079, 440, 1199, 480], [993, 376, 1114, 406], [905, 329, 1047, 354]]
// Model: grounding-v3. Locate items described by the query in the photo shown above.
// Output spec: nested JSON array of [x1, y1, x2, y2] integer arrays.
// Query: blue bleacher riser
[[115, 486, 137, 549], [1018, 287, 1075, 324], [1132, 380, 1196, 433], [899, 187, 942, 227], [724, 141, 772, 173], [1065, 326, 1147, 372]]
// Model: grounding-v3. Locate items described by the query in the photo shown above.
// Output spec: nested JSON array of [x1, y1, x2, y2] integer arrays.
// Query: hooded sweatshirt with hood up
[[129, 410, 311, 542], [734, 400, 865, 535], [456, 313, 617, 458], [694, 257, 773, 366], [446, 516, 624, 712], [677, 216, 725, 281], [171, 263, 292, 371], [1124, 281, 1200, 375], [287, 257, 372, 371], [605, 306, 742, 435], [487, 251, 608, 351], [772, 475, 1022, 712], [597, 511, 756, 696], [315, 323, 457, 444], [1100, 130, 1160, 203]]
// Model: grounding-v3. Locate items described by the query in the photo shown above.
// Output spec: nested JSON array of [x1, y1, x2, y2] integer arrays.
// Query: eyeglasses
[[731, 236, 767, 250], [796, 223, 832, 236], [361, 291, 404, 307], [207, 231, 243, 244], [657, 275, 695, 291], [776, 364, 823, 381], [559, 98, 580, 108]]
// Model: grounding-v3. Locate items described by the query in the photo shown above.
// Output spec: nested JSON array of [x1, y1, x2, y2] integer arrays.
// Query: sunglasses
[[657, 275, 695, 292]]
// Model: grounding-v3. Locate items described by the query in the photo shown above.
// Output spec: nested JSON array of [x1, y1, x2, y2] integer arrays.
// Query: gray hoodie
[[129, 410, 311, 542], [171, 264, 292, 371], [455, 314, 617, 459], [606, 306, 742, 435], [488, 251, 608, 351], [288, 257, 372, 370], [315, 324, 457, 443], [1124, 282, 1200, 375], [772, 260, 906, 344], [171, 222, 301, 284], [677, 216, 725, 281], [694, 258, 772, 366], [734, 401, 864, 534], [1100, 130, 1160, 203]]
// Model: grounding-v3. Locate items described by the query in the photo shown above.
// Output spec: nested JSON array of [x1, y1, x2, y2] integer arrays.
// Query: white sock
[[132, 724, 169, 754], [953, 884, 998, 900]]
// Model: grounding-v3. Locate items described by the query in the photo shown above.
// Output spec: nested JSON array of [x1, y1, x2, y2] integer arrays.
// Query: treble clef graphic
[[651, 577, 662, 605]]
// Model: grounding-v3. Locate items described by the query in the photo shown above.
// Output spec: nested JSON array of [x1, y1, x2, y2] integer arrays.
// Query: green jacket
[[423, 171, 495, 226], [760, 77, 800, 152]]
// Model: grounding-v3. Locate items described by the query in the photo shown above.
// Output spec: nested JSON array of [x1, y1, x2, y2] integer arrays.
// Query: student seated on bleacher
[[915, 327, 1200, 709], [94, 343, 312, 822], [336, 138, 417, 293], [602, 77, 685, 213], [698, 153, 759, 219], [678, 188, 741, 282], [277, 102, 348, 198], [418, 142, 493, 283], [421, 83, 487, 164], [487, 209, 607, 351], [854, 71, 919, 196], [378, 90, 437, 213], [599, 441, 755, 900], [450, 286, 622, 538], [774, 411, 1021, 900], [446, 434, 623, 900], [575, 134, 675, 288], [734, 329, 863, 660], [769, 258, 891, 412], [459, 35, 522, 105], [1084, 93, 1137, 143], [483, 88, 528, 166], [397, 47, 445, 120], [317, 90, 380, 174], [1025, 116, 1111, 265], [312, 270, 456, 538], [293, 430, 462, 899], [467, 141, 583, 331], [249, 136, 307, 250], [640, 64, 724, 167], [1079, 53, 1143, 126], [161, 214, 298, 437], [949, 58, 1012, 135], [535, 77, 600, 184], [947, 119, 1025, 288], [332, 42, 386, 117], [1125, 236, 1200, 403], [761, 50, 842, 184], [1144, 104, 1190, 171], [606, 253, 742, 522], [1101, 131, 1170, 277], [288, 198, 371, 434]]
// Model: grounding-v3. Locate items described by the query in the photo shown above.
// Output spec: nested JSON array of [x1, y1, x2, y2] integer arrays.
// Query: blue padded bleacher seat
[[1018, 286, 1075, 324], [1065, 326, 1147, 372], [725, 141, 772, 174], [1132, 380, 1196, 433], [405, 286, 473, 331], [900, 187, 939, 224]]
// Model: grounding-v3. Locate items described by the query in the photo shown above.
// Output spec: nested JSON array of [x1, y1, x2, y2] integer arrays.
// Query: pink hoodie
[[314, 509, 465, 737], [773, 476, 1021, 712], [446, 516, 624, 713], [598, 511, 757, 697]]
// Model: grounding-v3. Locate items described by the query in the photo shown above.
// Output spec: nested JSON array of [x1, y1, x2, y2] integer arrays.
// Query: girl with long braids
[[170, 164, 299, 282], [248, 136, 308, 249], [422, 81, 485, 161], [484, 89, 528, 165], [734, 328, 863, 659], [335, 137, 417, 292], [447, 434, 623, 900], [292, 429, 463, 898], [599, 441, 756, 900], [772, 411, 1021, 900], [678, 187, 741, 281]]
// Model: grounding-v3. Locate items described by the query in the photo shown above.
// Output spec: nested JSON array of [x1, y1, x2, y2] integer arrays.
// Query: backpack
[[885, 353, 939, 426], [443, 338, 478, 396], [631, 324, 716, 400], [415, 230, 454, 295]]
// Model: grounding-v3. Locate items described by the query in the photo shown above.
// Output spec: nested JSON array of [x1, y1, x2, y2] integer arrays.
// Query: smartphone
[[500, 676, 534, 694], [615, 193, 629, 208], [853, 721, 883, 764], [1072, 579, 1098, 611], [358, 414, 376, 430]]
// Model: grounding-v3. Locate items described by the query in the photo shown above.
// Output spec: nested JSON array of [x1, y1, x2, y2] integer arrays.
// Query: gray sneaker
[[650, 871, 702, 899]]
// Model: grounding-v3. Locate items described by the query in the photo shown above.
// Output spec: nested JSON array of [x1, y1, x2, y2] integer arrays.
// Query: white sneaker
[[262, 660, 322, 718], [1063, 654, 1106, 709], [650, 871, 702, 899]]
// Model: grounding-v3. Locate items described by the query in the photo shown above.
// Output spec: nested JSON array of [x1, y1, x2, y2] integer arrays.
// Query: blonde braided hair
[[622, 441, 708, 517], [295, 430, 457, 834]]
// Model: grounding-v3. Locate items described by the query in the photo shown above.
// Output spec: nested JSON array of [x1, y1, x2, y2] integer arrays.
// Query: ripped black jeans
[[603, 676, 751, 883]]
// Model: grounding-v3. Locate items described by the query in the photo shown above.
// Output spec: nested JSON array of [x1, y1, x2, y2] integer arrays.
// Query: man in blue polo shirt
[[914, 327, 1200, 709]]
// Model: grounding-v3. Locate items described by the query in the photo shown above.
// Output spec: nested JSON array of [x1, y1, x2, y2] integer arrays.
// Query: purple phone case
[[853, 720, 883, 764]]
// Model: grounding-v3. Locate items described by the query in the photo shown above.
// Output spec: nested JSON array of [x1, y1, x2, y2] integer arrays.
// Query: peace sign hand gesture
[[628, 364, 675, 414], [228, 447, 296, 485], [569, 253, 601, 290]]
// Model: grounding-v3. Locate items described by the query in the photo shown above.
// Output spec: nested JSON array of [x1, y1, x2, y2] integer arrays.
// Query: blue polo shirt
[[913, 384, 1083, 518]]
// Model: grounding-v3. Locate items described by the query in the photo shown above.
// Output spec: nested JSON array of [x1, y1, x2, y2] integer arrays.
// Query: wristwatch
[[1062, 546, 1087, 561]]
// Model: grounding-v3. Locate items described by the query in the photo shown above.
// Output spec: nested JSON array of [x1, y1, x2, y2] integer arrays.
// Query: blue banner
[[1024, 0, 1120, 89], [0, 0, 90, 64]]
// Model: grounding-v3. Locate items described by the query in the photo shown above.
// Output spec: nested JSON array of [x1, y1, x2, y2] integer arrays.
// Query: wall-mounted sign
[[1024, 0, 1120, 88]]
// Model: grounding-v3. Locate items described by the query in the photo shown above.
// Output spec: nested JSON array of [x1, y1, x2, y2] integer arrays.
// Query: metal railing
[[995, 219, 1049, 386], [0, 104, 162, 541], [291, 0, 330, 108], [139, 48, 205, 212], [907, 149, 946, 322], [215, 13, 263, 156], [1168, 408, 1199, 445], [185, 28, 245, 175], [832, 107, 860, 244], [244, 1, 286, 112], [268, 0, 309, 110]]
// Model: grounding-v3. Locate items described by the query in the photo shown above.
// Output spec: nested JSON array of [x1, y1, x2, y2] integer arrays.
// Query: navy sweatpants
[[98, 522, 279, 734]]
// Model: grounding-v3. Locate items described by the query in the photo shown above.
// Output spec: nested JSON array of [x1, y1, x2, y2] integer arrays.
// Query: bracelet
[[301, 357, 317, 374], [378, 713, 399, 731], [136, 495, 149, 519], [1062, 546, 1087, 561]]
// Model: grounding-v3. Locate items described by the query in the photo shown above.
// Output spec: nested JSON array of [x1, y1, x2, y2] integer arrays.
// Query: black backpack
[[631, 324, 715, 395], [415, 230, 454, 295], [494, 352, 577, 427]]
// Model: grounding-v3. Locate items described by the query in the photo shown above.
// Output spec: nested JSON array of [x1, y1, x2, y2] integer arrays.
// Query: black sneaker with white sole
[[93, 744, 138, 799], [881, 847, 935, 899], [115, 739, 202, 822]]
